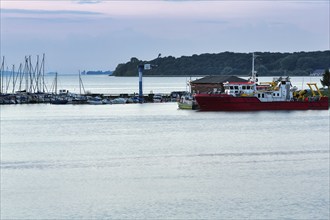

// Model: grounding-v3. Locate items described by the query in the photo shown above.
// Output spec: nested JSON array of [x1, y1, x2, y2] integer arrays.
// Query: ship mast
[[251, 53, 259, 82]]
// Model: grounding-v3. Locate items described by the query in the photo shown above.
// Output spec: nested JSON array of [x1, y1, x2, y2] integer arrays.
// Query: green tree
[[280, 54, 298, 71], [257, 65, 269, 75], [221, 67, 233, 74], [296, 57, 316, 70], [320, 69, 330, 88]]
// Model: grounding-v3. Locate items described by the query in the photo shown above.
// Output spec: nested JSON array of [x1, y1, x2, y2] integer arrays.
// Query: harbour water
[[1, 76, 329, 219], [0, 74, 325, 95], [44, 75, 326, 94]]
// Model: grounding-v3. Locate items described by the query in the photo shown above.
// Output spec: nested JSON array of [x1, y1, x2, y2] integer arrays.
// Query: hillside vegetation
[[113, 51, 330, 77]]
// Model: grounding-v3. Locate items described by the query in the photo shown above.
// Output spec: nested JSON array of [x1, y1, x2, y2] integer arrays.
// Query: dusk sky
[[1, 0, 329, 74]]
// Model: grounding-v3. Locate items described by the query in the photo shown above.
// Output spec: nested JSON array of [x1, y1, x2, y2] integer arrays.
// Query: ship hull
[[195, 94, 329, 111]]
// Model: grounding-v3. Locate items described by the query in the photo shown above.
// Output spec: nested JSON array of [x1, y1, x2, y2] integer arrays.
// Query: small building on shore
[[190, 75, 248, 94], [310, 69, 328, 76]]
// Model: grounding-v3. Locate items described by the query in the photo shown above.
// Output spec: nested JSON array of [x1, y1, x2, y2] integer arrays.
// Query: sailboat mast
[[5, 65, 12, 93], [18, 63, 23, 91], [24, 56, 28, 92], [55, 72, 57, 95], [79, 70, 81, 95], [0, 56, 4, 94], [29, 56, 33, 93], [79, 70, 86, 95], [12, 65, 15, 94], [42, 53, 45, 93]]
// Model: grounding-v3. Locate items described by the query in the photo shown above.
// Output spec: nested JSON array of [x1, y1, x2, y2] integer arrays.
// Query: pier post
[[138, 65, 144, 103]]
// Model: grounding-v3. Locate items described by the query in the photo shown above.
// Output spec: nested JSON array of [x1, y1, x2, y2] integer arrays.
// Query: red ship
[[195, 54, 329, 111], [195, 93, 329, 111]]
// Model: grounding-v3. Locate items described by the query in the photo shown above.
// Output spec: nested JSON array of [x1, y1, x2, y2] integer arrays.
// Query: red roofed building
[[190, 75, 248, 94]]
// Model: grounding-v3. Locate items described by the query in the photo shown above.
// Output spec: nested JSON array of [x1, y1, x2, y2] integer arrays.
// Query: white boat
[[50, 96, 68, 105], [102, 98, 112, 104], [87, 96, 103, 105], [111, 97, 127, 104], [127, 96, 140, 103], [153, 94, 163, 103]]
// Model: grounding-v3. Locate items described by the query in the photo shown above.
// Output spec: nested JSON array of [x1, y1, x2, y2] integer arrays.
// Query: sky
[[0, 0, 329, 74]]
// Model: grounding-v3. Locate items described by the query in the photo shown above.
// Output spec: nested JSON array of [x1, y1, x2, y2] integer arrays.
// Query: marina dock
[[0, 91, 185, 105]]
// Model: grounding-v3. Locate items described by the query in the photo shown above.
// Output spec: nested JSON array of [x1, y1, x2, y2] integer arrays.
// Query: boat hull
[[195, 94, 329, 111], [50, 99, 68, 105], [178, 102, 193, 110]]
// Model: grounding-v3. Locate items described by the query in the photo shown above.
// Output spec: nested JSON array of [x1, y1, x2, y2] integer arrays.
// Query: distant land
[[113, 51, 330, 77], [0, 70, 113, 76], [82, 70, 112, 75]]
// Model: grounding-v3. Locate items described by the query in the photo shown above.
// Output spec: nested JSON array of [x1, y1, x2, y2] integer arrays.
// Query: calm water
[[53, 75, 324, 94], [1, 77, 329, 219], [1, 74, 324, 94]]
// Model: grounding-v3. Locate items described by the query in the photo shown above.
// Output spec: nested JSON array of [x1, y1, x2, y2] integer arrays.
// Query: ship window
[[258, 94, 260, 98], [262, 94, 264, 98], [277, 93, 279, 96], [230, 86, 234, 89], [273, 93, 275, 96], [242, 86, 246, 90], [234, 86, 239, 90]]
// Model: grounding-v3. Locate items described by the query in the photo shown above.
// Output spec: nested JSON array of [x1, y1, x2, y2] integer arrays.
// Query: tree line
[[113, 51, 329, 77]]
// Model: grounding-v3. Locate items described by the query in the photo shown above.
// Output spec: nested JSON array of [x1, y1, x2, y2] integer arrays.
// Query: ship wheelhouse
[[224, 82, 255, 96]]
